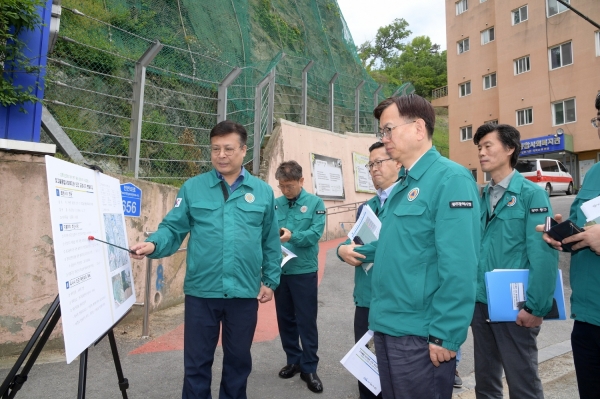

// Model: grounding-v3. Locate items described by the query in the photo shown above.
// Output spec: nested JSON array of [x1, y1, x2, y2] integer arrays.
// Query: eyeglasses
[[278, 183, 298, 191], [366, 158, 393, 170], [376, 120, 416, 140], [211, 146, 243, 156], [592, 117, 600, 128]]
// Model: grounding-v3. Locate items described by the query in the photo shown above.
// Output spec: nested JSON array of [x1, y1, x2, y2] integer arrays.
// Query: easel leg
[[1, 295, 61, 399], [108, 330, 129, 399], [77, 349, 88, 399]]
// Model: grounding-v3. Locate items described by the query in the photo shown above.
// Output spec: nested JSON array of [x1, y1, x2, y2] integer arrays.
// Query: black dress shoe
[[300, 372, 323, 393], [278, 364, 300, 379]]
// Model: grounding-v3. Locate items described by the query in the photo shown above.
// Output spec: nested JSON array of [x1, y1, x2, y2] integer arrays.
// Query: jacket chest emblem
[[507, 196, 517, 207], [300, 205, 308, 213], [245, 193, 255, 203], [407, 188, 420, 202]]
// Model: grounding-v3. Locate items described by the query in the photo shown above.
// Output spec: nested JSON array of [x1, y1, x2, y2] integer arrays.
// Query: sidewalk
[[1, 238, 579, 398]]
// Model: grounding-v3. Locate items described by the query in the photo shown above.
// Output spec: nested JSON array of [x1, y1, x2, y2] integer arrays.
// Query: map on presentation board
[[45, 156, 136, 364], [352, 152, 376, 194]]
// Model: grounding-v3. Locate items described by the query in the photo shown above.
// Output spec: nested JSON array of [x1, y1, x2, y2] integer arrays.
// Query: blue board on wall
[[120, 183, 142, 217]]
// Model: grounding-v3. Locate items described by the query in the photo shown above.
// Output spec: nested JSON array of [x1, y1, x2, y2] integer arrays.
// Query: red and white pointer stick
[[88, 236, 136, 254]]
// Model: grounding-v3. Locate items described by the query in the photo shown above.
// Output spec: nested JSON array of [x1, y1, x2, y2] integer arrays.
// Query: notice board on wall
[[45, 156, 136, 363], [352, 152, 376, 194], [310, 153, 345, 200]]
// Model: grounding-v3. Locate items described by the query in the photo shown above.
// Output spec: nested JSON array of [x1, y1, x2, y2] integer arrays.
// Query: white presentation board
[[45, 156, 136, 363], [310, 153, 345, 200], [352, 152, 376, 194]]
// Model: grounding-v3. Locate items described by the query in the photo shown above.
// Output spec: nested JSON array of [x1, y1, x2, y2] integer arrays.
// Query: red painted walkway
[[129, 237, 347, 355]]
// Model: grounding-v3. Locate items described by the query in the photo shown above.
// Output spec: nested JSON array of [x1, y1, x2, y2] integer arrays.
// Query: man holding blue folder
[[472, 124, 558, 399]]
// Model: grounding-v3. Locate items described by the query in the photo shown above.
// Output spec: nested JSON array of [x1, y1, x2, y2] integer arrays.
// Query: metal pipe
[[328, 73, 339, 132], [301, 61, 314, 125], [217, 67, 242, 123], [354, 80, 365, 133], [141, 231, 155, 338]]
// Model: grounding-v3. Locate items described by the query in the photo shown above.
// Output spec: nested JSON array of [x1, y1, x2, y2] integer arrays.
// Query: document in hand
[[281, 246, 297, 267], [581, 195, 600, 226], [347, 205, 381, 273], [340, 330, 381, 395], [485, 269, 566, 322]]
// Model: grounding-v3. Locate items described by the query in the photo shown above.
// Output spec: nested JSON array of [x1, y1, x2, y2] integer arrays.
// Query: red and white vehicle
[[515, 158, 574, 196]]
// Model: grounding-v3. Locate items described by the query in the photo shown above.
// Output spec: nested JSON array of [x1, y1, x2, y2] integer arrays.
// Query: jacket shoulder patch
[[530, 207, 548, 213], [449, 201, 473, 208], [316, 210, 326, 214]]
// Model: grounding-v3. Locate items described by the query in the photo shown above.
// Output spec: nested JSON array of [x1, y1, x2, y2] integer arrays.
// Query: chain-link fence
[[44, 1, 414, 184]]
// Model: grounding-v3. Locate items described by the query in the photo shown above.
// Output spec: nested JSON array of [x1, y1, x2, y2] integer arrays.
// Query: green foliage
[[0, 0, 44, 110], [358, 18, 411, 70], [255, 0, 303, 50]]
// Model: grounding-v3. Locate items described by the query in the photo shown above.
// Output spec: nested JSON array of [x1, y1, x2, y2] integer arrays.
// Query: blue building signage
[[120, 183, 142, 217], [520, 135, 565, 156]]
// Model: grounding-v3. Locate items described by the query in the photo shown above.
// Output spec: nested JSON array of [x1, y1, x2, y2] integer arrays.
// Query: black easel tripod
[[0, 295, 129, 399]]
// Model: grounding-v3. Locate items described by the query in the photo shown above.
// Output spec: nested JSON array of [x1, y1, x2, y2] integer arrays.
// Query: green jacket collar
[[403, 146, 441, 182]]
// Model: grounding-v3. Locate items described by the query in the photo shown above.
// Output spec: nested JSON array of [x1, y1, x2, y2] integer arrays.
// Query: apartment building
[[440, 0, 600, 186]]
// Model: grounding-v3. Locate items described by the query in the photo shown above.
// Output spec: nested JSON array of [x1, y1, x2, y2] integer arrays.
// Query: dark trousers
[[471, 302, 543, 399], [182, 295, 258, 399], [354, 306, 382, 399], [274, 272, 319, 373], [572, 321, 600, 399], [374, 332, 455, 399]]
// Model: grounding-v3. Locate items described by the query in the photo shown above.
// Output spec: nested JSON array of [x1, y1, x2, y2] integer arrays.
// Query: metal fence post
[[328, 73, 339, 132], [354, 80, 365, 133], [217, 67, 242, 123], [374, 85, 383, 134], [128, 40, 163, 178], [301, 61, 314, 125], [252, 74, 271, 175], [267, 68, 276, 135]]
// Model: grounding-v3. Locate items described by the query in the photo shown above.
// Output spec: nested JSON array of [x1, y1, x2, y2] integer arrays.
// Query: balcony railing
[[432, 86, 448, 99]]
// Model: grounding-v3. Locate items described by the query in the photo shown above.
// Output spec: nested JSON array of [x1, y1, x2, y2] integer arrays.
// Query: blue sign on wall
[[520, 135, 565, 156], [120, 183, 142, 217]]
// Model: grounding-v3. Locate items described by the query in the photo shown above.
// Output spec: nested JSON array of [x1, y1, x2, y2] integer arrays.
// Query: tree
[[358, 18, 411, 70], [0, 0, 44, 110]]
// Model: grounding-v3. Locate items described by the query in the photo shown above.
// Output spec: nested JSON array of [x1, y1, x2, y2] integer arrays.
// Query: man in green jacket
[[541, 92, 600, 399], [337, 141, 400, 399], [364, 95, 481, 398], [274, 160, 326, 393], [472, 123, 557, 399], [130, 121, 281, 399]]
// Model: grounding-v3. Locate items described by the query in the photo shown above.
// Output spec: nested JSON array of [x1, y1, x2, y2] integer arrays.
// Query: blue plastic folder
[[485, 269, 566, 322]]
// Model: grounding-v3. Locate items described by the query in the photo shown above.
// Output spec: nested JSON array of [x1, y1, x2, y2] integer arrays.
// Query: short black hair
[[209, 120, 247, 145], [368, 142, 385, 152], [474, 123, 522, 168], [275, 160, 303, 181], [595, 92, 600, 110], [373, 94, 436, 138]]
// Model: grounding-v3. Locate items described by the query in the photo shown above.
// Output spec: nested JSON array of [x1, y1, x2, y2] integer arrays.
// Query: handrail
[[139, 230, 187, 338], [324, 201, 365, 240], [432, 85, 448, 99]]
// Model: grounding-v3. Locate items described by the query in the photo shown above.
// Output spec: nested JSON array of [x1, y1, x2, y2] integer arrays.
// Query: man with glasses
[[355, 95, 480, 398], [337, 141, 401, 399], [130, 120, 281, 399], [539, 92, 600, 398], [273, 160, 326, 393]]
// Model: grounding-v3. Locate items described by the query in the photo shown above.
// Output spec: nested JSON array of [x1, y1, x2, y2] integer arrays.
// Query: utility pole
[[555, 0, 600, 30]]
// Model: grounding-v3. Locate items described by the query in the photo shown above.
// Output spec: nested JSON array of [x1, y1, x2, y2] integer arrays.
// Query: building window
[[457, 38, 470, 54], [459, 81, 471, 97], [456, 0, 468, 15], [483, 73, 497, 90], [547, 0, 569, 17], [460, 126, 473, 142], [484, 171, 492, 182], [480, 0, 487, 2], [514, 55, 530, 74], [549, 41, 573, 69], [470, 169, 477, 181], [596, 31, 600, 56], [512, 5, 528, 25], [485, 119, 498, 125], [552, 98, 576, 125], [517, 108, 533, 126], [481, 27, 495, 45]]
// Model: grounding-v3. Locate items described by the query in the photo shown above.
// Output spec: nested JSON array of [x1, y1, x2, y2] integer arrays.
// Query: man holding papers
[[540, 92, 600, 399], [352, 95, 480, 398], [472, 123, 557, 399], [337, 141, 400, 399], [274, 160, 326, 393]]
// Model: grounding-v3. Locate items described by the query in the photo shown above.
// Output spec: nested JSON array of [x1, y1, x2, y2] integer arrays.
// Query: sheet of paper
[[581, 196, 600, 224], [340, 330, 381, 395], [510, 282, 525, 310], [281, 246, 297, 267], [348, 204, 381, 244]]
